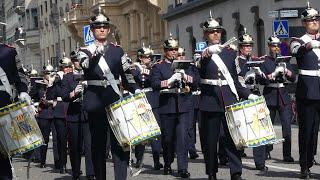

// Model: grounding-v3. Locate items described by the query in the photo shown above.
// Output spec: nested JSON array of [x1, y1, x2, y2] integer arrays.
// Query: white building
[[163, 0, 320, 59]]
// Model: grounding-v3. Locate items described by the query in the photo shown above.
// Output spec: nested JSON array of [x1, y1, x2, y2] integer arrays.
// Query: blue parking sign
[[83, 25, 95, 46], [196, 42, 207, 52]]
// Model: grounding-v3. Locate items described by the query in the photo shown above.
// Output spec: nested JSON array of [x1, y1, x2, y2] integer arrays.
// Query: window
[[175, 0, 182, 7], [45, 1, 47, 13], [40, 5, 43, 16]]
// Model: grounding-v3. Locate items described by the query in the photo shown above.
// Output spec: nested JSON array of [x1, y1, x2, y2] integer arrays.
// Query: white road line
[[243, 161, 300, 172]]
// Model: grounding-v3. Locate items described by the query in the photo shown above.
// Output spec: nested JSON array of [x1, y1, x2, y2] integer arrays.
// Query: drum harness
[[0, 66, 16, 102]]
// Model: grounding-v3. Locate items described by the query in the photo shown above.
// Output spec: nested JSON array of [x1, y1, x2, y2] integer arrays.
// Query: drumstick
[[222, 37, 238, 48]]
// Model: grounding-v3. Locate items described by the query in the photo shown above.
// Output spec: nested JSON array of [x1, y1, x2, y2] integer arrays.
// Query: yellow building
[[63, 0, 167, 59]]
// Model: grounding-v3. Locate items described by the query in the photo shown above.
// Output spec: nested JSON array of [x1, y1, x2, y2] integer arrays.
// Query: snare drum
[[225, 96, 282, 149], [0, 101, 44, 156], [106, 92, 161, 149]]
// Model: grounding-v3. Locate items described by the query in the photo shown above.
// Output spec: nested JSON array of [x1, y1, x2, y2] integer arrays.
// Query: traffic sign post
[[273, 20, 289, 38], [83, 25, 95, 46]]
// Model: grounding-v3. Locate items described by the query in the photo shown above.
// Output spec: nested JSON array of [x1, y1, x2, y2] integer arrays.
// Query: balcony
[[65, 4, 91, 41], [13, 0, 25, 15], [25, 29, 40, 47]]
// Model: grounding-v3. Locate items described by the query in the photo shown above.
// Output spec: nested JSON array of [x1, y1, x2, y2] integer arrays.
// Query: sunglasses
[[142, 56, 151, 59], [167, 48, 178, 51], [305, 18, 320, 23], [92, 25, 110, 29]]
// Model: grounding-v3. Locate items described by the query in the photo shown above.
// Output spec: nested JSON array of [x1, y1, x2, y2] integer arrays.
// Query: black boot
[[300, 169, 311, 179], [60, 165, 66, 174], [208, 173, 217, 180], [153, 154, 163, 170], [178, 169, 190, 178], [163, 165, 172, 175], [135, 159, 143, 168]]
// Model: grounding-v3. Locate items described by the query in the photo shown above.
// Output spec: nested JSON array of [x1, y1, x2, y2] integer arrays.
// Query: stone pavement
[[12, 124, 320, 180]]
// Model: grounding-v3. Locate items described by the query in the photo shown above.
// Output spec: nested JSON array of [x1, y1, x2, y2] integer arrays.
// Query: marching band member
[[290, 3, 320, 178], [260, 34, 295, 163], [60, 55, 94, 180], [130, 45, 163, 170], [77, 10, 138, 180], [36, 64, 67, 173], [151, 35, 199, 178], [0, 42, 30, 180], [236, 29, 268, 172], [178, 47, 199, 160], [198, 12, 256, 180]]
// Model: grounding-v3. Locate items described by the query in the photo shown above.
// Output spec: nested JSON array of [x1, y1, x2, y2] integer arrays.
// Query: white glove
[[74, 84, 83, 94], [310, 40, 320, 49], [19, 92, 32, 105], [78, 51, 90, 69], [272, 66, 285, 77], [244, 71, 255, 81], [208, 44, 224, 54], [167, 73, 182, 86], [193, 53, 202, 61], [96, 45, 105, 55], [135, 89, 142, 94], [248, 94, 259, 100]]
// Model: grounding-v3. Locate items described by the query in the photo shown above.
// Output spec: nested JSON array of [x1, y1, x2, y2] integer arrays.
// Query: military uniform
[[236, 30, 268, 170], [130, 45, 163, 170], [0, 44, 29, 180], [60, 56, 94, 179], [35, 71, 68, 172], [78, 38, 137, 180], [290, 4, 320, 178], [151, 48, 199, 178], [260, 54, 295, 161], [198, 13, 253, 180]]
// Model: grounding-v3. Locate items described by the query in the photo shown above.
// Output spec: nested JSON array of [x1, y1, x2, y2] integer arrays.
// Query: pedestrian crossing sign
[[273, 20, 289, 38], [83, 25, 95, 46]]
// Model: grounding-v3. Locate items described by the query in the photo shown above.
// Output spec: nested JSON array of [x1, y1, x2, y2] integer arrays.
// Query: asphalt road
[[11, 124, 320, 180]]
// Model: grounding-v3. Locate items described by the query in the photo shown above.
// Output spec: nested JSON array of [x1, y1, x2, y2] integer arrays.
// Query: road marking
[[243, 161, 300, 172]]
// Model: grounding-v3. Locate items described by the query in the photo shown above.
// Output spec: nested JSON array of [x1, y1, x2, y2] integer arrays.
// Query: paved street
[[12, 124, 320, 180]]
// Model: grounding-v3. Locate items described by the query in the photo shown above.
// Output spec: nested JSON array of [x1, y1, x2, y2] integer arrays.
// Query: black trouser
[[134, 109, 162, 164], [0, 156, 12, 179], [160, 112, 190, 170], [297, 100, 320, 170], [188, 109, 198, 155], [88, 112, 129, 180], [266, 104, 292, 158], [200, 111, 242, 176], [38, 118, 67, 168], [67, 121, 94, 177]]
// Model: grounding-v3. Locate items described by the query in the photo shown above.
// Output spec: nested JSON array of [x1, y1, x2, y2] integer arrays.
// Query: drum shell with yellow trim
[[225, 96, 281, 149], [0, 101, 44, 156], [106, 92, 161, 149]]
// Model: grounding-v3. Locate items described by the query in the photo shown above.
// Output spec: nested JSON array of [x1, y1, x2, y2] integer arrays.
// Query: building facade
[[4, 0, 41, 71], [163, 0, 320, 59], [64, 0, 168, 58]]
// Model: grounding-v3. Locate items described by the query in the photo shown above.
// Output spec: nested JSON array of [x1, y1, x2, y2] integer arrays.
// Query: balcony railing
[[66, 5, 90, 22]]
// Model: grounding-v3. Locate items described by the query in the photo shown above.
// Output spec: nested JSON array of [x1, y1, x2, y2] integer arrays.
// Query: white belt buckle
[[218, 79, 222, 87], [100, 80, 108, 88]]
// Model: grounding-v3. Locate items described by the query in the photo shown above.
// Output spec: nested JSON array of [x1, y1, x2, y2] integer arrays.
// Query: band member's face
[[269, 44, 280, 55], [164, 48, 178, 60], [206, 30, 222, 44], [92, 25, 110, 41], [140, 55, 151, 65], [303, 18, 320, 34], [240, 45, 253, 56]]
